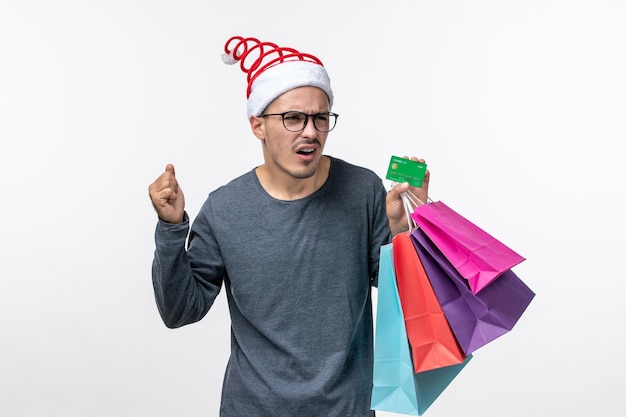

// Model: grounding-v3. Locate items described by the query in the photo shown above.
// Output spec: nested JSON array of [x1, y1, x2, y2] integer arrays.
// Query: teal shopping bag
[[371, 243, 472, 416]]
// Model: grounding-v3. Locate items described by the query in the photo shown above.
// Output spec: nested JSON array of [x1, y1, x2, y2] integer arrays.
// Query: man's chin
[[290, 168, 316, 179]]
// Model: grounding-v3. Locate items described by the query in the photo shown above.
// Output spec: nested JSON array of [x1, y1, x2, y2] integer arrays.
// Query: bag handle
[[399, 188, 431, 231]]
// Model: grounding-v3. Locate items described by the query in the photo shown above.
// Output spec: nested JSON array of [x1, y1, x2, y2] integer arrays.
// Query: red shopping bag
[[392, 232, 467, 373], [411, 201, 525, 293]]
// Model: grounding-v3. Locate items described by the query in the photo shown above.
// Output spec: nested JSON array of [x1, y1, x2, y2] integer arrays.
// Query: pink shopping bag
[[410, 201, 525, 293]]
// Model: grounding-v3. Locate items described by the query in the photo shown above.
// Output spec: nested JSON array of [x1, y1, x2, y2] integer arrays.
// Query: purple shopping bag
[[411, 228, 535, 355], [410, 201, 526, 293]]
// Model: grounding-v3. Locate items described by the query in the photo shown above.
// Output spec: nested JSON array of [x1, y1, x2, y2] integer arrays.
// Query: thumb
[[387, 182, 409, 202], [165, 163, 175, 176]]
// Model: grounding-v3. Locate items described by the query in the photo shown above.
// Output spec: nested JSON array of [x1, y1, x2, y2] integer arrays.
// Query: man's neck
[[255, 156, 331, 201]]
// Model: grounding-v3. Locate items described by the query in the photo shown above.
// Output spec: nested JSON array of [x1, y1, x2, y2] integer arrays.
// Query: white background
[[1, 1, 624, 416]]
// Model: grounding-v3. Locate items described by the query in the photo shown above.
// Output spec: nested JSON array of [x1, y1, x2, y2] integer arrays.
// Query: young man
[[148, 35, 429, 416]]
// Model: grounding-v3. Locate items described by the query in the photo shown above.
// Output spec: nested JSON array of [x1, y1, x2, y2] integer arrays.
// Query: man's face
[[252, 86, 331, 181]]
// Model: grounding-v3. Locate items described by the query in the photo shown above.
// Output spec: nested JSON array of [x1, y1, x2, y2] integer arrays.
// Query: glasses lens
[[282, 112, 307, 132], [313, 113, 336, 132]]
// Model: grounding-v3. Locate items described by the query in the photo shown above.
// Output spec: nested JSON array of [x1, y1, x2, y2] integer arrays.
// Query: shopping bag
[[411, 228, 535, 355], [392, 232, 467, 373], [371, 243, 472, 416], [410, 201, 526, 293]]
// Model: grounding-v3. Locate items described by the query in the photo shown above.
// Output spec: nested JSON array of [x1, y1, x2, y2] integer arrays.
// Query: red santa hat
[[221, 36, 334, 118]]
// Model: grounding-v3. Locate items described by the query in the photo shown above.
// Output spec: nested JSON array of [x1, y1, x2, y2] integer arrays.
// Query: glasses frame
[[259, 111, 339, 133]]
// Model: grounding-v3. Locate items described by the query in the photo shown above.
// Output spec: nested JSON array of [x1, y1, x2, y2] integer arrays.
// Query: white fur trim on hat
[[246, 60, 334, 118]]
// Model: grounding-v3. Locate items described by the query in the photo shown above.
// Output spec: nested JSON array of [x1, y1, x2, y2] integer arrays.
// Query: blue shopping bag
[[371, 243, 472, 416]]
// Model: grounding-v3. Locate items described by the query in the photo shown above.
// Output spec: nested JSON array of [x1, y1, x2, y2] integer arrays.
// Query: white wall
[[1, 1, 624, 416]]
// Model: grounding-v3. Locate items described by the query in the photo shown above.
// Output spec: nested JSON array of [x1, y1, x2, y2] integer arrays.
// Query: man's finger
[[388, 181, 409, 198], [165, 163, 175, 176]]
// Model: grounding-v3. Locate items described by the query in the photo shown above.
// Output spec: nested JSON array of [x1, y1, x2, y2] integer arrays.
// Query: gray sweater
[[152, 156, 391, 416]]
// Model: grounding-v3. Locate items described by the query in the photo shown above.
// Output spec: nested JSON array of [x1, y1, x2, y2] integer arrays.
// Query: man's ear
[[250, 116, 264, 140]]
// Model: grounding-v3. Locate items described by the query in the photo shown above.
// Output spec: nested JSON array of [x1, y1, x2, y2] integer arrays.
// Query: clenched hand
[[148, 164, 185, 224]]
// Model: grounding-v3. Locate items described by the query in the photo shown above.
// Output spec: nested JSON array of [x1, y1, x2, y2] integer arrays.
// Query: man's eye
[[284, 113, 304, 121], [315, 113, 329, 121]]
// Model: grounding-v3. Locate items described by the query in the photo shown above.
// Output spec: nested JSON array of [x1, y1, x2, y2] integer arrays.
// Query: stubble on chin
[[288, 163, 317, 179]]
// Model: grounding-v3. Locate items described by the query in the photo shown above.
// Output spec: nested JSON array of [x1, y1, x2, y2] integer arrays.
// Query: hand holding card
[[385, 155, 430, 236]]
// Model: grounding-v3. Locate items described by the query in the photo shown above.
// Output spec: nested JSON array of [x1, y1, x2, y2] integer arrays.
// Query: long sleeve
[[151, 212, 224, 328]]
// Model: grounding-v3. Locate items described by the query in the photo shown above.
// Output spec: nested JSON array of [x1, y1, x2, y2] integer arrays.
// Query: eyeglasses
[[259, 111, 339, 133]]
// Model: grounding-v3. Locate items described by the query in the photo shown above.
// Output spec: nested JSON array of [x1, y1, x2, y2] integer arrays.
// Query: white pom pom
[[221, 52, 237, 65]]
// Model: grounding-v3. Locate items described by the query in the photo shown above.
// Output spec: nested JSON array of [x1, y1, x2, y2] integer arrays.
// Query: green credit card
[[385, 155, 427, 187]]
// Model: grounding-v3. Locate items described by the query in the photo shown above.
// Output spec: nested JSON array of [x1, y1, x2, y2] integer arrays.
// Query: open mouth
[[296, 147, 316, 155]]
